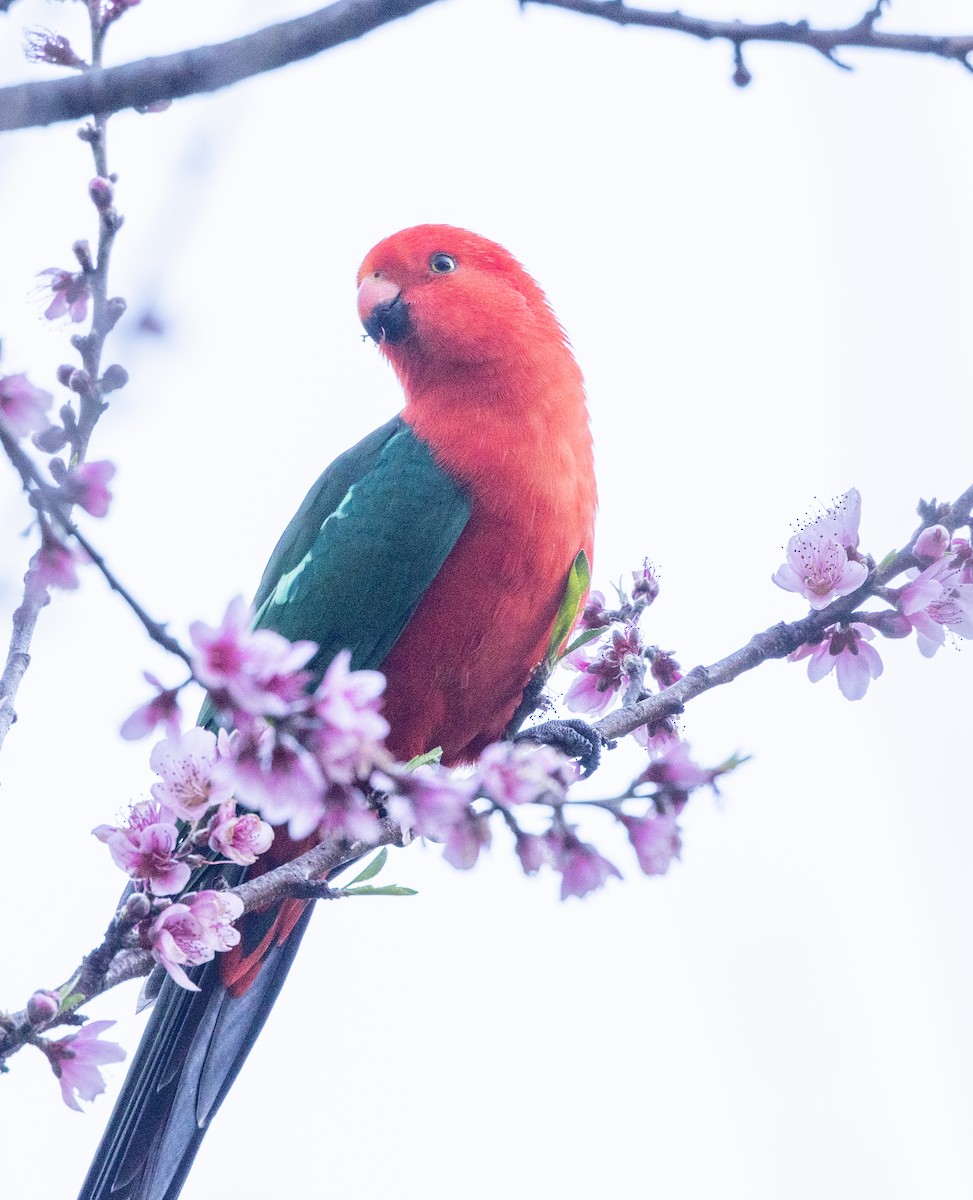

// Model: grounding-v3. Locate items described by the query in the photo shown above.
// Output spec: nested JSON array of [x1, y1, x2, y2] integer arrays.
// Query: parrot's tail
[[76, 896, 315, 1200]]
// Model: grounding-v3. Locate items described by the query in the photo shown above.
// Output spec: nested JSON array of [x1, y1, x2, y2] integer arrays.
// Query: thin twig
[[525, 0, 973, 81], [0, 420, 193, 667]]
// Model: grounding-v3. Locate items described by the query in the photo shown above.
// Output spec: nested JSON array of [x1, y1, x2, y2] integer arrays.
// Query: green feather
[[198, 416, 470, 727]]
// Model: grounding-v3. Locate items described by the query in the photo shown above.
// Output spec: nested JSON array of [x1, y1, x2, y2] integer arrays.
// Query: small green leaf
[[345, 884, 418, 897], [404, 747, 443, 770], [544, 550, 591, 669], [876, 548, 898, 573], [346, 848, 388, 885], [562, 625, 607, 660]]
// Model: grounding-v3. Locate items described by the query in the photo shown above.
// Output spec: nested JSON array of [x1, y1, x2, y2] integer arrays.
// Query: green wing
[[252, 415, 469, 673]]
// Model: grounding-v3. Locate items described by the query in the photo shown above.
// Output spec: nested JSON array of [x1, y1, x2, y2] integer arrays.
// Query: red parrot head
[[356, 225, 571, 383]]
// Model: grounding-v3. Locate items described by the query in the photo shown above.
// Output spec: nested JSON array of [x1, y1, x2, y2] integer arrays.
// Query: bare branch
[[0, 0, 442, 133], [525, 1, 973, 81], [0, 586, 44, 750]]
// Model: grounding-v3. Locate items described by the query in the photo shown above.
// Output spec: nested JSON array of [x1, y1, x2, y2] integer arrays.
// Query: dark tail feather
[[77, 900, 315, 1200]]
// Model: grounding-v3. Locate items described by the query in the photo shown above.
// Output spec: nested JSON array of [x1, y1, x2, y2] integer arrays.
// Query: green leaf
[[544, 550, 591, 669], [404, 747, 443, 770], [562, 625, 607, 660], [876, 548, 898, 573], [345, 884, 418, 897], [346, 848, 388, 885], [58, 977, 84, 1014]]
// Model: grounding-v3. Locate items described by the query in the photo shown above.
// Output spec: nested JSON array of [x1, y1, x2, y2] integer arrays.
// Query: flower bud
[[26, 989, 60, 1025], [56, 363, 75, 387], [72, 240, 93, 272], [103, 297, 127, 332], [100, 364, 129, 393], [732, 60, 752, 88], [866, 611, 913, 640], [48, 456, 67, 483], [123, 892, 152, 922], [59, 404, 77, 432], [32, 425, 69, 453], [68, 369, 92, 395], [88, 177, 114, 212], [913, 524, 950, 560]]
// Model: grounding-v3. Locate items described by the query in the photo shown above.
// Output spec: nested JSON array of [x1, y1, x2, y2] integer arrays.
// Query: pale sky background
[[1, 2, 972, 1198]]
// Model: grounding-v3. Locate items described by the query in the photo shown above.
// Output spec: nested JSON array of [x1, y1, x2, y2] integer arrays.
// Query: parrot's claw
[[515, 718, 608, 778]]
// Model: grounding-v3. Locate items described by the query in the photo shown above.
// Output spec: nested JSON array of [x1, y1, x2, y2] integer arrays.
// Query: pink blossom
[[622, 812, 682, 876], [895, 565, 945, 617], [773, 489, 867, 608], [310, 650, 389, 784], [789, 487, 862, 550], [913, 524, 950, 560], [208, 800, 274, 865], [120, 673, 183, 740], [789, 622, 884, 700], [0, 373, 51, 437], [580, 588, 610, 629], [476, 741, 575, 807], [772, 534, 867, 609], [548, 828, 621, 900], [515, 831, 549, 875], [39, 268, 90, 323], [648, 647, 682, 690], [631, 715, 680, 757], [564, 622, 643, 715], [148, 891, 243, 991], [382, 763, 477, 842], [631, 560, 660, 605], [637, 740, 714, 798], [316, 783, 382, 843], [93, 800, 190, 894], [189, 597, 317, 717], [30, 530, 83, 593], [148, 905, 203, 990], [189, 889, 244, 952], [61, 459, 115, 517], [950, 539, 973, 585], [44, 1020, 125, 1111], [895, 555, 973, 657], [150, 727, 235, 821], [221, 726, 326, 839], [442, 810, 491, 870]]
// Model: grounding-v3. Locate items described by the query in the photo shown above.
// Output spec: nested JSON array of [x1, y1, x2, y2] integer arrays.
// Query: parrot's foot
[[515, 718, 609, 778]]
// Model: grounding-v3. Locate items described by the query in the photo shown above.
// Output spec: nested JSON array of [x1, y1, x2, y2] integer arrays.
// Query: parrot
[[77, 224, 597, 1200]]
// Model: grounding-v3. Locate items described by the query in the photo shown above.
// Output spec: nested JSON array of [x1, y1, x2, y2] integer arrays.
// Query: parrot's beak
[[358, 273, 411, 344]]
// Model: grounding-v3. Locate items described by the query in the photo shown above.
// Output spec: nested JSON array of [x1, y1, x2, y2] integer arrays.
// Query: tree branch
[[593, 484, 973, 742], [0, 819, 405, 1068], [525, 1, 973, 80], [0, 0, 442, 132], [0, 420, 194, 669]]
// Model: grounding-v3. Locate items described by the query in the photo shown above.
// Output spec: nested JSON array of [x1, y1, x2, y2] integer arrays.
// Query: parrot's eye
[[429, 252, 457, 274]]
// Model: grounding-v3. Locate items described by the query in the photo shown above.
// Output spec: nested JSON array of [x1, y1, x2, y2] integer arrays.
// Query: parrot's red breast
[[356, 225, 596, 763]]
